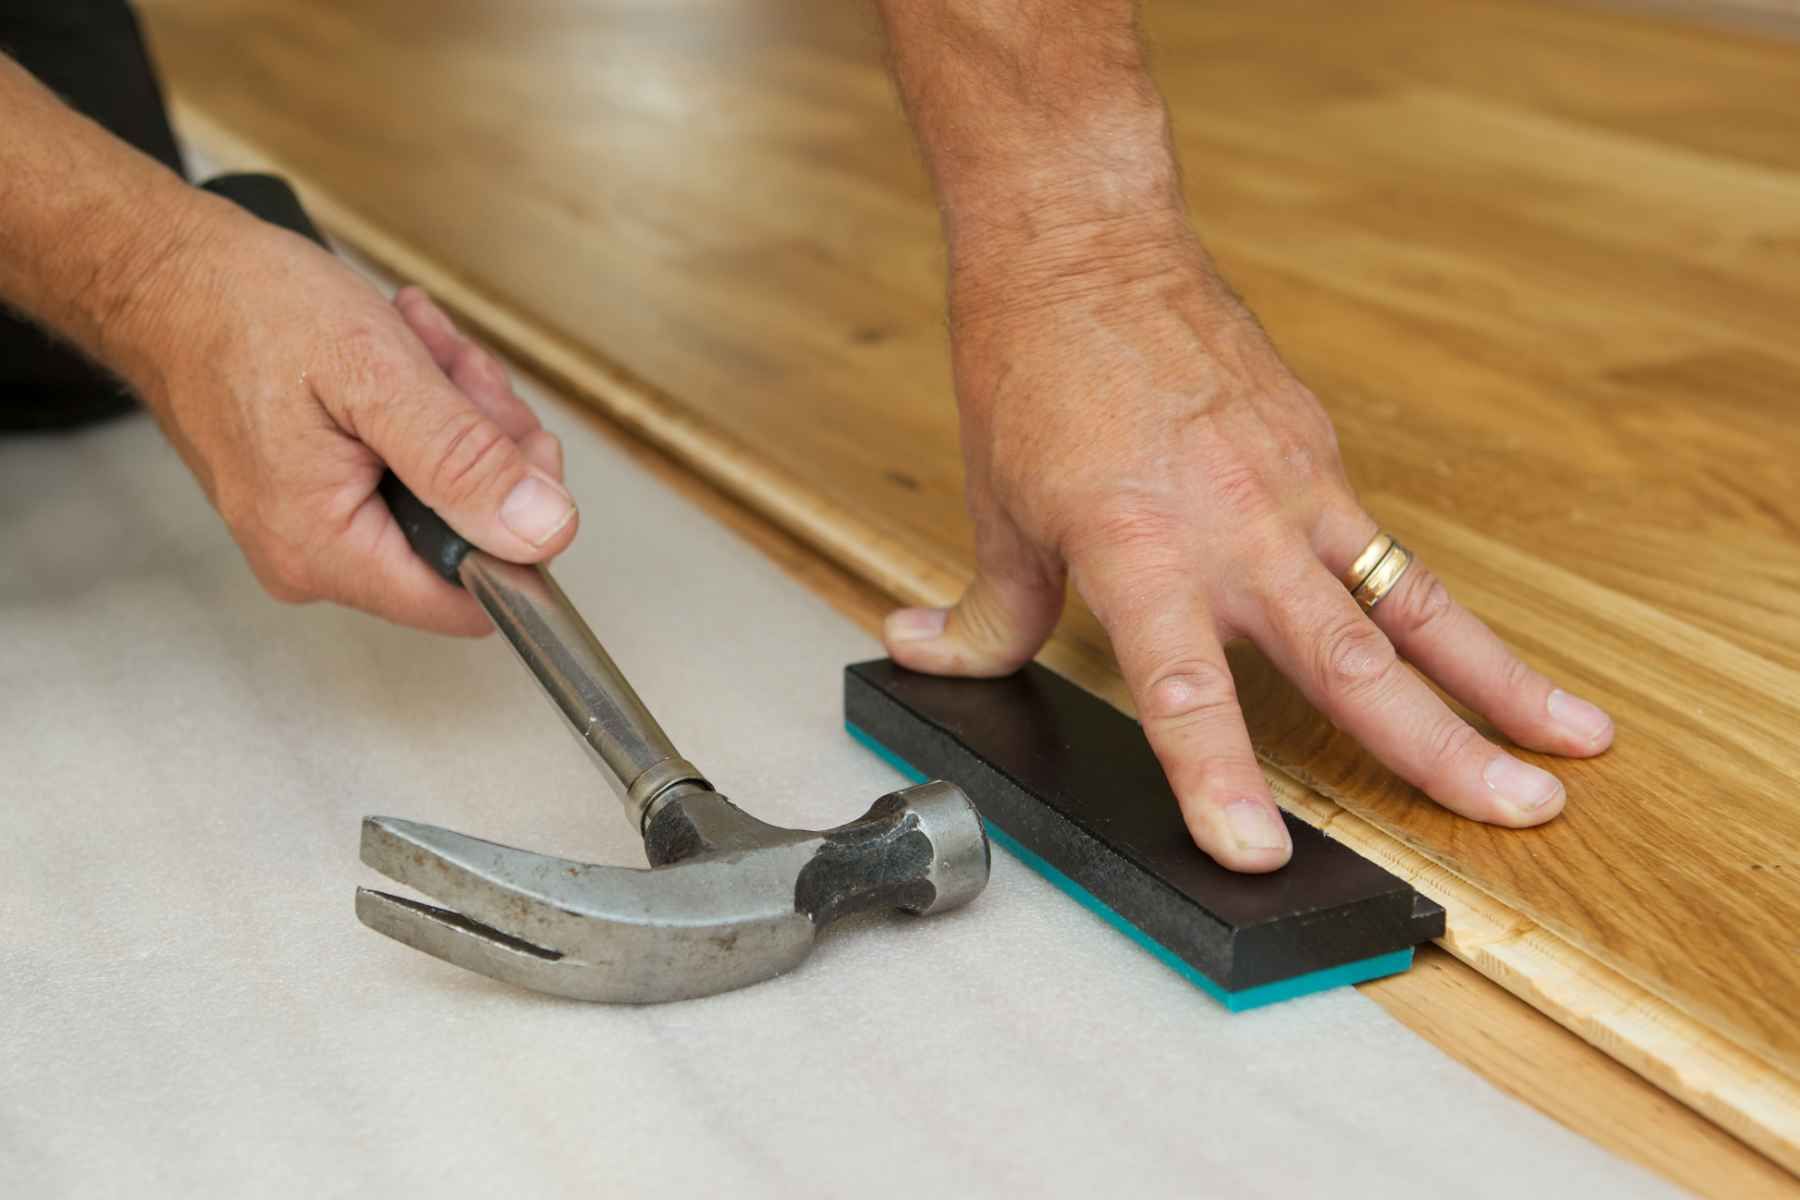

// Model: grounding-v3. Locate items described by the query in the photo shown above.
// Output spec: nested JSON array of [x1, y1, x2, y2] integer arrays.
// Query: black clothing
[[1, 1, 185, 430]]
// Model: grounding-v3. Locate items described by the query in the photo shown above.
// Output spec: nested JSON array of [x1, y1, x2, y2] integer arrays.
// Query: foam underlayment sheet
[[0, 384, 1677, 1198]]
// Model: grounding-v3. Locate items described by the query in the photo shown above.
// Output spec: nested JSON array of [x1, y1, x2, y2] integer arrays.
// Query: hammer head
[[355, 781, 989, 1003]]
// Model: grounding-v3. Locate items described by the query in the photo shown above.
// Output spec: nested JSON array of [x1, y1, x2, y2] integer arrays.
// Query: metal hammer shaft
[[459, 552, 709, 830]]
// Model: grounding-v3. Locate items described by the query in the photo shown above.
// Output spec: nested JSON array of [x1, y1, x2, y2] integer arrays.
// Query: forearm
[[875, 0, 1188, 269], [0, 54, 215, 382]]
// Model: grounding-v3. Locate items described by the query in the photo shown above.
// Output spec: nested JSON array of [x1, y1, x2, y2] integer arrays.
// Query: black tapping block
[[845, 659, 1444, 1009]]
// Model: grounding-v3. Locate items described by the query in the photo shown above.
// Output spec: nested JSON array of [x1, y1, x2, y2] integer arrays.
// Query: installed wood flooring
[[139, 0, 1799, 1181]]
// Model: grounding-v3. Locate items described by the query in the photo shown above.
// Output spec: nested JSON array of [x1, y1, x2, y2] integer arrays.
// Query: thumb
[[884, 540, 1064, 677], [358, 356, 579, 563]]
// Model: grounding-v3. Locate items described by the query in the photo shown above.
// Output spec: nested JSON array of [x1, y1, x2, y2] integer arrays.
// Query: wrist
[[933, 101, 1204, 316], [946, 203, 1220, 336], [84, 183, 238, 395], [933, 94, 1186, 249]]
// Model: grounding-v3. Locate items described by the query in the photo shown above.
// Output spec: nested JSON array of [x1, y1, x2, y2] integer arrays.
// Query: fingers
[[1073, 540, 1293, 872], [520, 427, 564, 480], [1249, 553, 1566, 827], [395, 289, 504, 405], [328, 491, 493, 636], [394, 287, 541, 441], [335, 305, 579, 565], [1316, 510, 1612, 757], [883, 518, 1064, 677], [245, 486, 491, 637], [1375, 564, 1612, 756], [395, 287, 565, 483]]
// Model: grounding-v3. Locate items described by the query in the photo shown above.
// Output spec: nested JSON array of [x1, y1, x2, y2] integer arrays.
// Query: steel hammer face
[[356, 781, 990, 1003]]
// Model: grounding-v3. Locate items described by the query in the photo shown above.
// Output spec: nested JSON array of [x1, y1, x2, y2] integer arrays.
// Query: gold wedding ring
[[1340, 532, 1394, 590], [1344, 531, 1413, 612]]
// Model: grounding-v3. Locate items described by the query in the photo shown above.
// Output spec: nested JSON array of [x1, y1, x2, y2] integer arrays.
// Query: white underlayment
[[0, 193, 1680, 1195]]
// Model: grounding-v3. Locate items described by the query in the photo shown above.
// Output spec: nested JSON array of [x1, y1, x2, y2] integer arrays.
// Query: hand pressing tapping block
[[847, 658, 1444, 1009]]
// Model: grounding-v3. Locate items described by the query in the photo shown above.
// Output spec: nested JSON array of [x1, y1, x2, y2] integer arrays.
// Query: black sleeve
[[1, 1, 186, 432]]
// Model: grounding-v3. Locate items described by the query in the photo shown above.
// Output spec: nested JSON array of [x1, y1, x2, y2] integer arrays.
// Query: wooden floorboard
[[138, 0, 1800, 1179]]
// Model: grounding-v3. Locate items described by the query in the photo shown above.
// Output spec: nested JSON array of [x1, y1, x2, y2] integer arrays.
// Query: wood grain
[[137, 0, 1800, 1175], [1363, 946, 1799, 1200], [1597, 0, 1800, 41]]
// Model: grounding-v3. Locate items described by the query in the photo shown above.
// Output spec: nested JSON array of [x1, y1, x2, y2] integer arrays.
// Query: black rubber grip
[[376, 472, 472, 584], [200, 172, 473, 586]]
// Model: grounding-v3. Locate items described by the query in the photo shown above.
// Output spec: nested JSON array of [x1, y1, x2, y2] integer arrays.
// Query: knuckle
[[1141, 659, 1238, 727], [466, 344, 505, 385], [1063, 506, 1186, 624], [252, 545, 313, 602], [1389, 569, 1456, 639], [1206, 459, 1275, 518], [1174, 752, 1262, 800], [1287, 385, 1340, 457], [448, 340, 482, 378], [335, 314, 404, 378], [327, 315, 414, 428], [1421, 716, 1483, 770], [428, 413, 514, 504], [1499, 651, 1541, 694], [952, 593, 1016, 655], [1071, 501, 1181, 558], [1234, 522, 1302, 593], [268, 543, 312, 594], [1317, 618, 1397, 698]]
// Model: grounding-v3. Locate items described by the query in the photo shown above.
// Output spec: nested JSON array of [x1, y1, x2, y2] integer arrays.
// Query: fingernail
[[500, 471, 576, 546], [1547, 688, 1612, 744], [885, 606, 948, 642], [1482, 754, 1564, 814], [1224, 798, 1290, 852]]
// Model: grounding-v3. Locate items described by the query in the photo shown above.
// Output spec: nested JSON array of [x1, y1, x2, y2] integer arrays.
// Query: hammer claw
[[357, 816, 820, 1002], [354, 888, 678, 1002], [359, 815, 641, 958]]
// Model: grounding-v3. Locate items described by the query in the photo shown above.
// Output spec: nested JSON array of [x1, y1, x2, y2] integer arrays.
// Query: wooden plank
[[1593, 0, 1800, 42], [1365, 946, 1800, 1200], [138, 0, 1800, 1173]]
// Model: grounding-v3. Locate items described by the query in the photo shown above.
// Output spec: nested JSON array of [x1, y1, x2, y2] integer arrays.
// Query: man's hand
[[876, 0, 1615, 871], [116, 207, 577, 634], [0, 55, 574, 635]]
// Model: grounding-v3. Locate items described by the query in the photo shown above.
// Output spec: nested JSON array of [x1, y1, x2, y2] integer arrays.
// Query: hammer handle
[[207, 172, 708, 832], [457, 552, 710, 829]]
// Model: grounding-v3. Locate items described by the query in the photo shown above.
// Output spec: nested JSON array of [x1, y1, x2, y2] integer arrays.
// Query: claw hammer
[[205, 173, 990, 1003]]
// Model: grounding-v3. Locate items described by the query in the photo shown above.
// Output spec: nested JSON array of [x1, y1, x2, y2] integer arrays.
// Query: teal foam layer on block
[[847, 721, 1414, 1011]]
